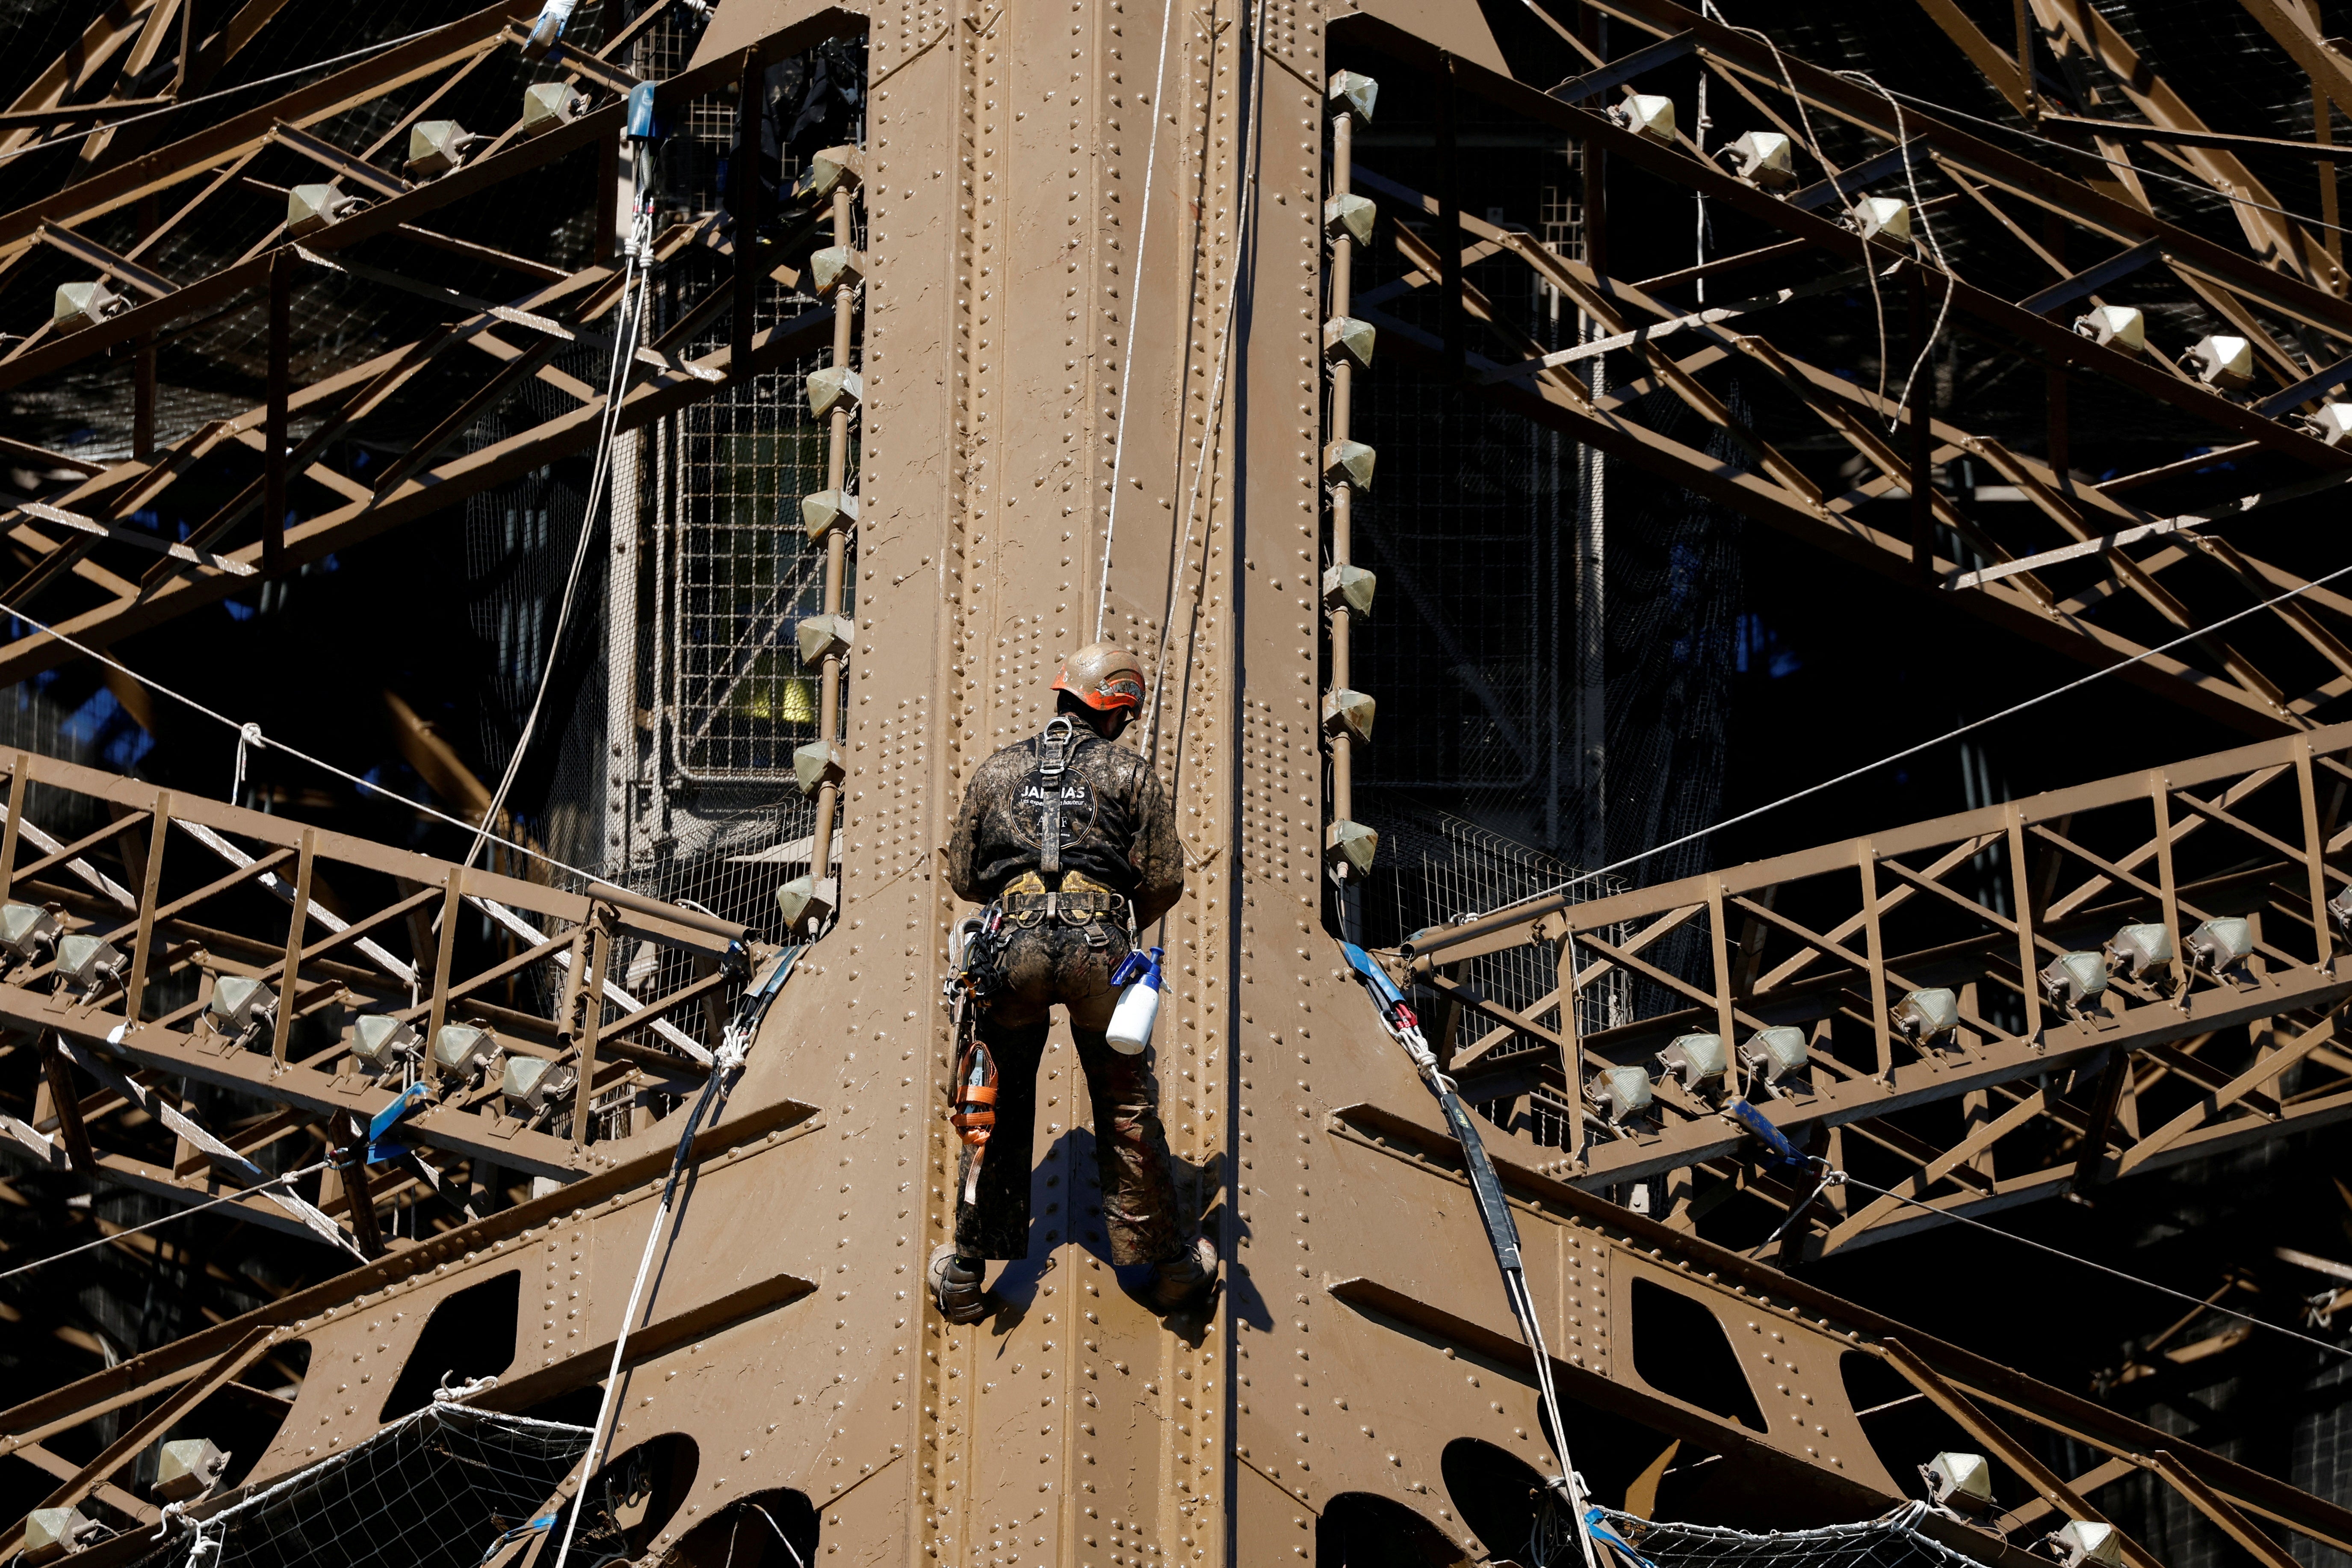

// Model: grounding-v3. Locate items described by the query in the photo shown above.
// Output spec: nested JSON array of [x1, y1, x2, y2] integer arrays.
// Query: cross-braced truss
[[1389, 721, 2352, 1257], [1329, 0, 2352, 741], [0, 747, 754, 1258], [0, 0, 854, 681]]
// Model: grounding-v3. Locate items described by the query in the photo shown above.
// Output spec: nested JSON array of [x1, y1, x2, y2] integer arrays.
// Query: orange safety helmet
[[1052, 641, 1147, 713]]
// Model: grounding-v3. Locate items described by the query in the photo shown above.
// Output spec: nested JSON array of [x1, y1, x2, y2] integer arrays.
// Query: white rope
[[1092, 0, 1184, 643], [1872, 85, 2352, 241], [230, 721, 264, 809], [1838, 71, 1956, 430], [1457, 549, 2352, 921], [0, 1158, 334, 1280], [1143, 0, 1274, 760], [1782, 1161, 2352, 1360], [549, 1045, 745, 1568], [464, 227, 650, 873]]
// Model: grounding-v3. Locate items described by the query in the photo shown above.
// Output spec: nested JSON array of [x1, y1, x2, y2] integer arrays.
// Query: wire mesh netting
[[664, 272, 844, 785], [1378, 809, 1628, 1035], [124, 1404, 590, 1568], [444, 30, 864, 954], [1575, 1506, 1995, 1568]]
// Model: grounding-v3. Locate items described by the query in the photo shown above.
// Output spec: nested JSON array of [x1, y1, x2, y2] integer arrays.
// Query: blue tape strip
[[1341, 942, 1406, 1009], [365, 1081, 432, 1163], [1728, 1098, 1811, 1169]]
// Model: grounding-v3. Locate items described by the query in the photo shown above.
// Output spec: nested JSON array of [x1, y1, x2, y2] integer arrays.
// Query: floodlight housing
[[2072, 305, 2145, 355], [1738, 1025, 1810, 1088], [2185, 334, 2254, 390], [1890, 987, 1959, 1044], [1657, 1031, 1727, 1090], [55, 933, 125, 993], [432, 1022, 500, 1079], [207, 974, 276, 1036], [1850, 195, 1911, 244], [1613, 92, 1677, 143], [0, 902, 60, 963], [154, 1436, 230, 1501], [2048, 1521, 2124, 1568], [2184, 915, 2253, 976], [1585, 1063, 1655, 1124], [2103, 922, 2172, 979], [502, 1054, 578, 1117], [1921, 1450, 1993, 1511], [2039, 951, 2107, 1012], [349, 1015, 418, 1073], [52, 281, 124, 334], [1721, 129, 1795, 187], [1328, 70, 1379, 123]]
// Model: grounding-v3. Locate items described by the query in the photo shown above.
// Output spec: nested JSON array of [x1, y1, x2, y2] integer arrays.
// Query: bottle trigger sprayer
[[1105, 946, 1164, 1055]]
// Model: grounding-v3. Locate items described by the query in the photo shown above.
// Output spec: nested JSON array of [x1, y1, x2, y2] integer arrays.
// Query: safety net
[[1565, 1506, 1994, 1568], [124, 1403, 590, 1568]]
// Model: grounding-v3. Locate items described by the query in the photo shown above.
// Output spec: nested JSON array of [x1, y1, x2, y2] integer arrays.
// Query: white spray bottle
[[1105, 946, 1164, 1055]]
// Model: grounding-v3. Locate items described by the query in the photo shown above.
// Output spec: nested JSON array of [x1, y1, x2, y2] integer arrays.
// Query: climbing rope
[[545, 951, 796, 1568], [1093, 0, 1184, 643], [464, 219, 654, 875], [1341, 943, 1604, 1568]]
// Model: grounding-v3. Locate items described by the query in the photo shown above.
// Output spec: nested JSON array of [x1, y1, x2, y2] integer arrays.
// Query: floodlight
[[2185, 334, 2253, 390], [1850, 195, 1911, 244], [2184, 915, 2253, 976], [2103, 922, 2172, 980], [1721, 130, 1795, 188], [349, 1015, 418, 1073], [154, 1437, 230, 1502], [432, 1022, 500, 1078], [1585, 1063, 1655, 1124], [1889, 987, 1959, 1044], [0, 903, 60, 963], [1613, 92, 1677, 143], [1657, 1031, 1727, 1090], [1921, 1450, 1993, 1511], [2039, 951, 2106, 1013], [1738, 1025, 1809, 1089], [2072, 305, 2144, 355]]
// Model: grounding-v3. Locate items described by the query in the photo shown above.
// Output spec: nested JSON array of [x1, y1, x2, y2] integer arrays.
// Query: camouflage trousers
[[953, 919, 1191, 1266]]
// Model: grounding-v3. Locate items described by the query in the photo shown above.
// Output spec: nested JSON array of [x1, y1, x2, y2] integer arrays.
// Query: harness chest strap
[[1036, 715, 1078, 878]]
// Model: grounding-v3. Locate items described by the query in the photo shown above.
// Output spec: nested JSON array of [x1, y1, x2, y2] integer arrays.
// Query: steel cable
[[1459, 550, 2352, 923]]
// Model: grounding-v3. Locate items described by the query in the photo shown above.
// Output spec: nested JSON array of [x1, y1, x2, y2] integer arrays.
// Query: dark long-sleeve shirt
[[946, 728, 1185, 928]]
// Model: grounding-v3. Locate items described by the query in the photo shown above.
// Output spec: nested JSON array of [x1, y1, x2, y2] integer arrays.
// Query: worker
[[931, 641, 1213, 1323]]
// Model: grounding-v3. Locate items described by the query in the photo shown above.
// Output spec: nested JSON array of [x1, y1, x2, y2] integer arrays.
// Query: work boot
[[1146, 1237, 1217, 1314], [929, 1243, 990, 1324]]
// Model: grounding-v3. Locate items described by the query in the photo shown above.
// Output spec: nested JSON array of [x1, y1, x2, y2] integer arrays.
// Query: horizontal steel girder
[[1388, 720, 2352, 1254]]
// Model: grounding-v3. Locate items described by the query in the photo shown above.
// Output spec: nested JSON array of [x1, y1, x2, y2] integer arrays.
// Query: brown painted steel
[[11, 0, 2352, 1562]]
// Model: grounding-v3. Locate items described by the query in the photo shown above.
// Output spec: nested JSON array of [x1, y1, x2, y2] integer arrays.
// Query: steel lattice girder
[[11, 0, 2352, 1561], [0, 747, 751, 1255], [1392, 720, 2352, 1256], [1333, 5, 2352, 737], [0, 2, 859, 685]]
